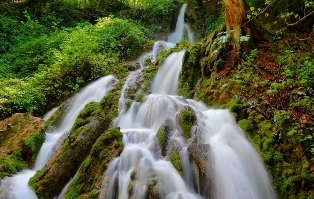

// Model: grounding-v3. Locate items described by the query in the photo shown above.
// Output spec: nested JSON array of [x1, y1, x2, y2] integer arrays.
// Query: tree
[[223, 0, 251, 50]]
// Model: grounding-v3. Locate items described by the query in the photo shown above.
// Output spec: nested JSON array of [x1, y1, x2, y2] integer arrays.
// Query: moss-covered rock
[[156, 123, 169, 156], [169, 149, 184, 176], [100, 82, 123, 119], [64, 127, 123, 199], [29, 102, 111, 199], [178, 42, 202, 98], [0, 113, 45, 179], [177, 107, 197, 140]]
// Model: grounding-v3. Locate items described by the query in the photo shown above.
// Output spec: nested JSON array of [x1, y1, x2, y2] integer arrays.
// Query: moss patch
[[157, 124, 169, 156], [169, 149, 184, 176], [177, 107, 196, 140]]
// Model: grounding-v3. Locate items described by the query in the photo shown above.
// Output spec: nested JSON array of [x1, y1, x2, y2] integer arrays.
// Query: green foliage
[[0, 31, 67, 78], [0, 16, 148, 120], [117, 0, 178, 37], [0, 16, 24, 56], [122, 0, 176, 22], [277, 50, 314, 87]]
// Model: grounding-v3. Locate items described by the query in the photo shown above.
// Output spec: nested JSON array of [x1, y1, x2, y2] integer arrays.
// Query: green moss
[[221, 99, 246, 121], [273, 110, 290, 130], [169, 150, 183, 176], [100, 82, 123, 119], [178, 107, 196, 139], [135, 93, 145, 102], [179, 42, 202, 98], [238, 119, 252, 133], [0, 155, 28, 179], [23, 129, 46, 163], [157, 125, 168, 154]]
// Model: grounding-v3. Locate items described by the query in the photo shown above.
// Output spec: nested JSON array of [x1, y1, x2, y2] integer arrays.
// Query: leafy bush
[[0, 16, 148, 120]]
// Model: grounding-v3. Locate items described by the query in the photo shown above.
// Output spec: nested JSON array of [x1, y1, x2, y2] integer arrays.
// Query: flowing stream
[[0, 75, 117, 199]]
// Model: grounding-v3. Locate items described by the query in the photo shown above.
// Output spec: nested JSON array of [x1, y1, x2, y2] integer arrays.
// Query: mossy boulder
[[177, 107, 197, 140], [0, 113, 45, 179], [64, 127, 123, 199], [156, 122, 170, 156], [29, 102, 111, 199]]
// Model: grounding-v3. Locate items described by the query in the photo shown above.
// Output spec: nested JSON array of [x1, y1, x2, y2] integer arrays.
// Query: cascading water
[[151, 50, 185, 95], [100, 4, 276, 199], [168, 4, 194, 43], [0, 75, 117, 199]]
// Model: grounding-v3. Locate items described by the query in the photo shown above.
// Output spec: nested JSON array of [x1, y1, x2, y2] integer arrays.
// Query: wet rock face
[[188, 144, 213, 198], [0, 113, 45, 178], [145, 174, 160, 199], [127, 169, 160, 199], [29, 115, 111, 199]]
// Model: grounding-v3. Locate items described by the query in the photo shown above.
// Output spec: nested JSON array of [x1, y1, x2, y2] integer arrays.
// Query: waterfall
[[0, 75, 117, 199], [100, 4, 276, 199]]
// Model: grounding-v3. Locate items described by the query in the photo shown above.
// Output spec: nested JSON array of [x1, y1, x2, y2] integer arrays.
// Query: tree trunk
[[223, 0, 250, 50]]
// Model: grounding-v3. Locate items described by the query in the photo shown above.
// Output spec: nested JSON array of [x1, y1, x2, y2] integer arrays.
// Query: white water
[[151, 50, 185, 95], [101, 3, 276, 199], [106, 92, 276, 198], [0, 75, 117, 199]]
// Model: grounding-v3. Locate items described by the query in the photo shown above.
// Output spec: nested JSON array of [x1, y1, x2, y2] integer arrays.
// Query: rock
[[0, 113, 45, 179], [187, 143, 213, 198], [128, 62, 141, 71], [145, 174, 160, 199], [29, 105, 112, 199], [82, 128, 123, 199], [177, 106, 197, 140]]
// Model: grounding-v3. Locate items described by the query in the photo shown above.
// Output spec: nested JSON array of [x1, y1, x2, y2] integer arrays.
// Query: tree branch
[[285, 10, 314, 26], [241, 0, 277, 28]]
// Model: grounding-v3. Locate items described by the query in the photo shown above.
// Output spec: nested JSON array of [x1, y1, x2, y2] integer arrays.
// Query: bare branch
[[294, 26, 314, 41], [285, 10, 314, 26]]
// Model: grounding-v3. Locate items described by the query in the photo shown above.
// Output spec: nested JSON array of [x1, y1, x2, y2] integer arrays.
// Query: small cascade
[[184, 23, 194, 43], [0, 75, 117, 199], [151, 50, 185, 95], [168, 4, 194, 43], [168, 4, 187, 43]]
